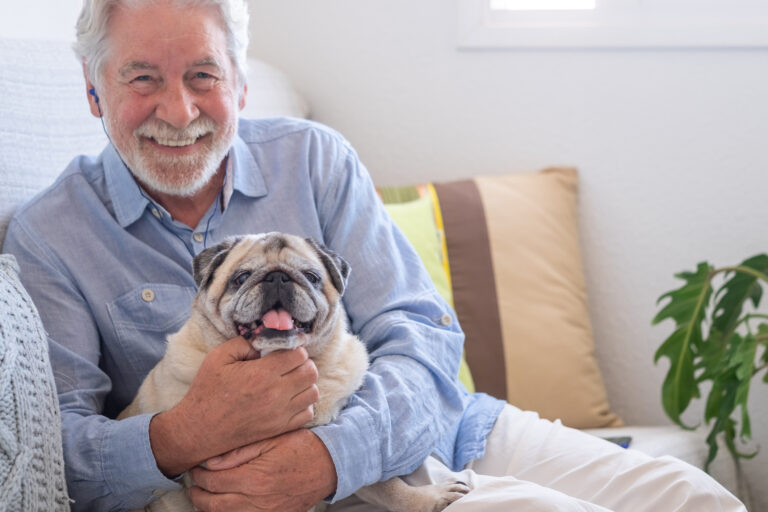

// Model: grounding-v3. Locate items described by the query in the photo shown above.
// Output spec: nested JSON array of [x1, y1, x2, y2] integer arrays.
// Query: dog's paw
[[423, 480, 471, 511]]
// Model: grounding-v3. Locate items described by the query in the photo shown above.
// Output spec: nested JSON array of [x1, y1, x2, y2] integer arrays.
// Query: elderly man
[[3, 0, 748, 511]]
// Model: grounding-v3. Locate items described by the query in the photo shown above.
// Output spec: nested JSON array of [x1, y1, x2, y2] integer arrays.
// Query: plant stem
[[715, 266, 768, 284]]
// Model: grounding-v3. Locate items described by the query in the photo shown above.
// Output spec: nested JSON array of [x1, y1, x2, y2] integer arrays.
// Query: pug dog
[[119, 233, 470, 512]]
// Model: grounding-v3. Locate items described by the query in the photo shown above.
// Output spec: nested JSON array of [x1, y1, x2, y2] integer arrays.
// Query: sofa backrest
[[0, 37, 309, 246], [0, 38, 106, 245]]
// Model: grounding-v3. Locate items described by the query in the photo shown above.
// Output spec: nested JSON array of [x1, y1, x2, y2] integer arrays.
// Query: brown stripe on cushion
[[433, 180, 507, 400]]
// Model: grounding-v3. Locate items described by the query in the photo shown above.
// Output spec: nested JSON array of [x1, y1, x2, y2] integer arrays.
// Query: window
[[490, 0, 595, 10], [458, 0, 768, 48]]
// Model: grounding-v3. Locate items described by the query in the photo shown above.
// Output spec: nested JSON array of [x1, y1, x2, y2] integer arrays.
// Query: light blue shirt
[[3, 117, 504, 511]]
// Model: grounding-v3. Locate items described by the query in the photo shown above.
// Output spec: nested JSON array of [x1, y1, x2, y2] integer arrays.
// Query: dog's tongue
[[262, 308, 294, 330]]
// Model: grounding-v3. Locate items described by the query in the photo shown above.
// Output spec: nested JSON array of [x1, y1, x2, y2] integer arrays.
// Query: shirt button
[[151, 208, 162, 219], [193, 232, 204, 243], [440, 313, 453, 326], [141, 289, 155, 303]]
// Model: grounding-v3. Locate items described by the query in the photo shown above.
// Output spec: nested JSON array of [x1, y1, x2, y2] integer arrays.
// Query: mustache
[[134, 117, 216, 142]]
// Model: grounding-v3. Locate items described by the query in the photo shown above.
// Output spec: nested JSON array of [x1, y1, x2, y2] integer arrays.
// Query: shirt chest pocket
[[106, 283, 196, 381]]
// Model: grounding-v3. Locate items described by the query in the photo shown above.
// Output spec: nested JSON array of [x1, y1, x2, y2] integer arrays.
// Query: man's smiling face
[[95, 1, 245, 196]]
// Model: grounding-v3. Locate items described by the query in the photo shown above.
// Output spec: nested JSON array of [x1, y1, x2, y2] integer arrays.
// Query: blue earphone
[[88, 88, 103, 117]]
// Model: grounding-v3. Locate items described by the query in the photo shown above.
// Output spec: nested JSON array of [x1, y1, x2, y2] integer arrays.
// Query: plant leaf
[[723, 418, 759, 462], [697, 329, 728, 382], [657, 257, 768, 471], [759, 324, 768, 383], [704, 372, 726, 424], [712, 254, 768, 335], [706, 418, 759, 472], [733, 334, 757, 441], [653, 263, 712, 426], [656, 327, 700, 427], [653, 263, 713, 327], [703, 331, 761, 469]]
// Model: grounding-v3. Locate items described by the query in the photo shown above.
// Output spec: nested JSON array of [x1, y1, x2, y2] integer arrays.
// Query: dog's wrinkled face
[[191, 233, 350, 354]]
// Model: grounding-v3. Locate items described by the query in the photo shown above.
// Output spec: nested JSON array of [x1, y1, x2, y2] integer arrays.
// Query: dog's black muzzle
[[260, 270, 295, 314]]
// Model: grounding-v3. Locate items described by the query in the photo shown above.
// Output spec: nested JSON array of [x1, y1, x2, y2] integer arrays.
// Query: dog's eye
[[303, 271, 321, 285], [232, 271, 251, 287]]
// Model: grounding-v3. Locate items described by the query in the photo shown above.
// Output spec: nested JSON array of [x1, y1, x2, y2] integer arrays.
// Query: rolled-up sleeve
[[310, 137, 467, 500]]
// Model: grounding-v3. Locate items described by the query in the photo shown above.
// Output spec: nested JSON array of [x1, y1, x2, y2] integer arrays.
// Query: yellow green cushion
[[382, 187, 475, 393]]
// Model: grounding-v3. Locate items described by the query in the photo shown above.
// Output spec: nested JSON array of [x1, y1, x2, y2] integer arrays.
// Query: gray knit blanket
[[0, 254, 69, 511]]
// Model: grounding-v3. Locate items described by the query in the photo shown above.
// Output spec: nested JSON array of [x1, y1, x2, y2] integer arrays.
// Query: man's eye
[[133, 75, 153, 82], [195, 72, 214, 79]]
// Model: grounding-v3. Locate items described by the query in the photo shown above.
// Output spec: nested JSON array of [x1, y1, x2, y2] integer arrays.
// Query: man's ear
[[238, 83, 247, 110], [82, 62, 101, 118]]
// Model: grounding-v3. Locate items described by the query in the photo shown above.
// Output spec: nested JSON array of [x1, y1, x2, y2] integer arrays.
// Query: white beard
[[109, 115, 236, 197]]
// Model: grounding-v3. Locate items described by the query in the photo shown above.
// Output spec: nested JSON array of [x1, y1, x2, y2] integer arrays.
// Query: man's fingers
[[261, 346, 311, 376], [292, 381, 320, 405], [287, 382, 319, 423], [187, 485, 241, 512], [283, 356, 318, 390], [216, 336, 261, 363], [204, 439, 272, 471], [286, 406, 315, 432], [190, 465, 252, 495]]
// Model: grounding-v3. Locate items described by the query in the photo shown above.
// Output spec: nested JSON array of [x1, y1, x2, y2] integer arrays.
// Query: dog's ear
[[192, 236, 242, 290], [305, 238, 350, 295]]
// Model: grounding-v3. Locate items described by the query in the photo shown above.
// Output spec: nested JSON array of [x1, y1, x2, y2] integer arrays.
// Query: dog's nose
[[264, 271, 291, 284]]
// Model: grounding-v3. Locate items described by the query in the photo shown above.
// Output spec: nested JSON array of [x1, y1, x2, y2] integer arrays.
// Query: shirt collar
[[104, 132, 268, 228], [103, 144, 149, 228], [230, 133, 268, 200]]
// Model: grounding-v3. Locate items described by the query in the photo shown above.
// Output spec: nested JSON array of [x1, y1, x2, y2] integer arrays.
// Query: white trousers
[[327, 404, 747, 512]]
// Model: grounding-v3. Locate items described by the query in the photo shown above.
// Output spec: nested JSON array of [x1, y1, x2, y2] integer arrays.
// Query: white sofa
[[0, 37, 749, 508]]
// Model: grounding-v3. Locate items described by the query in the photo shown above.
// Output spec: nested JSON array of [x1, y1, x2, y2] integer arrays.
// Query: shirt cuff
[[312, 405, 379, 502], [101, 413, 182, 506]]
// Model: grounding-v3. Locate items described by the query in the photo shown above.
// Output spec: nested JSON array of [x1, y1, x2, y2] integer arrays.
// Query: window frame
[[457, 0, 768, 49]]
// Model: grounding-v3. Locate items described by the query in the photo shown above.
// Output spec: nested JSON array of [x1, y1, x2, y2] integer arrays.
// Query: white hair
[[74, 0, 249, 88]]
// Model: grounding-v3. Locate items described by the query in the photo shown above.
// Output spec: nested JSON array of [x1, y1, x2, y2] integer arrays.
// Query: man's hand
[[149, 337, 319, 476], [187, 428, 337, 512]]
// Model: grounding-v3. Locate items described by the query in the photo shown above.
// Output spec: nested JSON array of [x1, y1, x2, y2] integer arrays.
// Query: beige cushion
[[476, 168, 620, 428], [381, 168, 621, 429]]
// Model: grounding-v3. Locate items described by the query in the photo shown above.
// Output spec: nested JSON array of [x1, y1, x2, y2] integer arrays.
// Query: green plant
[[653, 254, 768, 470]]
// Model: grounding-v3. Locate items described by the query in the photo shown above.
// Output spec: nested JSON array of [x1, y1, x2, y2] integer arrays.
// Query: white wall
[[3, 0, 766, 508], [247, 0, 768, 508], [0, 1, 82, 40]]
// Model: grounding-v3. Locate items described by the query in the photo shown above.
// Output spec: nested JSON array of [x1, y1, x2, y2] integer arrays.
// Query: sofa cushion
[[380, 168, 621, 429], [584, 425, 743, 500], [0, 38, 107, 246]]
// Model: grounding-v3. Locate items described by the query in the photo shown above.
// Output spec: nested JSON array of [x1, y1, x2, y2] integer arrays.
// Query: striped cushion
[[380, 167, 621, 429]]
